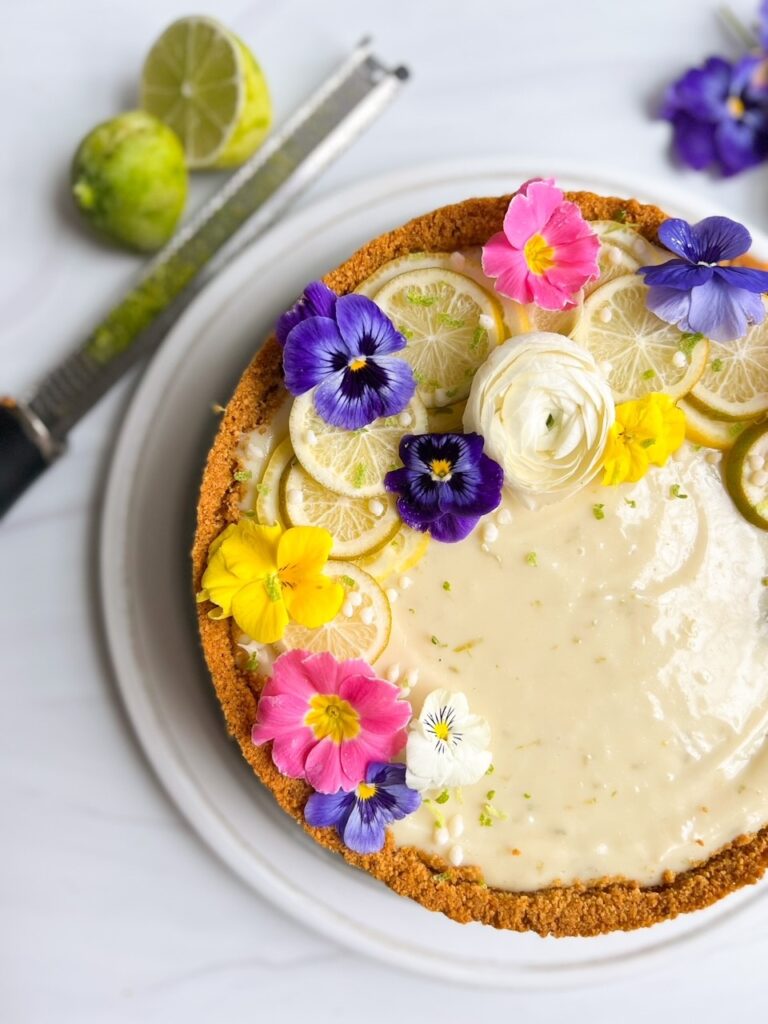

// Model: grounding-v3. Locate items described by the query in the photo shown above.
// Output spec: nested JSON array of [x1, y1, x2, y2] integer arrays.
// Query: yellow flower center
[[263, 572, 282, 602], [727, 95, 746, 119], [429, 458, 453, 482], [432, 720, 451, 742], [305, 694, 361, 744], [356, 782, 377, 800], [523, 233, 555, 275], [348, 357, 367, 372]]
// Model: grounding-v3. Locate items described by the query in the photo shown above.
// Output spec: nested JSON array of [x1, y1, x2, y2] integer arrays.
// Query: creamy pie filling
[[388, 447, 768, 889]]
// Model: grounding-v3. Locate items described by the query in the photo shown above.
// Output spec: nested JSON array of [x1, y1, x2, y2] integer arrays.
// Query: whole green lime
[[71, 110, 188, 252]]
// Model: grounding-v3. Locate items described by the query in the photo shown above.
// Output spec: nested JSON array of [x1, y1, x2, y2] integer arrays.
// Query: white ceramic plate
[[100, 159, 768, 990]]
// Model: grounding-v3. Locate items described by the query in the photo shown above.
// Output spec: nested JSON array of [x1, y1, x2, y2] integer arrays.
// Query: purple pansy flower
[[275, 281, 337, 346], [384, 432, 504, 543], [282, 290, 416, 430], [638, 216, 768, 342], [304, 761, 421, 855], [660, 54, 768, 176]]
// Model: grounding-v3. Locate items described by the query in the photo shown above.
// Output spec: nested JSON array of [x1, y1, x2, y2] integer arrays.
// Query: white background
[[3, 0, 768, 1019]]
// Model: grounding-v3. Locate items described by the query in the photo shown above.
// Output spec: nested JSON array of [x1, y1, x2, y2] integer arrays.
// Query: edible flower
[[602, 393, 686, 486], [384, 432, 503, 542], [405, 688, 492, 793], [252, 650, 411, 794], [282, 290, 416, 429], [197, 520, 343, 644], [481, 178, 599, 311], [660, 55, 768, 178], [275, 280, 337, 345], [638, 216, 768, 343], [464, 333, 614, 507], [304, 761, 421, 854]]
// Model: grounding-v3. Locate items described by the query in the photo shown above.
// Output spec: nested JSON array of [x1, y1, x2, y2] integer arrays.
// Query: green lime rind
[[71, 110, 187, 252], [724, 420, 768, 530]]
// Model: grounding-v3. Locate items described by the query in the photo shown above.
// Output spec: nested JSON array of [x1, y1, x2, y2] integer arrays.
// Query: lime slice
[[280, 459, 401, 559], [356, 250, 480, 297], [141, 16, 272, 169], [357, 526, 430, 585], [688, 303, 768, 421], [255, 437, 294, 526], [678, 398, 753, 451], [372, 268, 505, 408], [289, 391, 428, 498], [571, 276, 709, 402], [584, 221, 670, 297], [276, 562, 392, 663], [724, 421, 768, 529]]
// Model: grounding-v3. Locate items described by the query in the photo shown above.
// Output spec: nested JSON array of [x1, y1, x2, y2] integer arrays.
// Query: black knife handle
[[0, 402, 62, 519]]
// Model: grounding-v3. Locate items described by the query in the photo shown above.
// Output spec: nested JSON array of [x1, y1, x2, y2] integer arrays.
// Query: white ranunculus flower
[[464, 332, 614, 507], [405, 689, 492, 793]]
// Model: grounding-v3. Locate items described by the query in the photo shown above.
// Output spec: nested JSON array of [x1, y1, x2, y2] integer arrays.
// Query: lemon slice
[[526, 293, 583, 337], [141, 16, 272, 169], [358, 526, 431, 584], [724, 421, 768, 529], [280, 459, 401, 559], [679, 398, 753, 451], [688, 304, 768, 421], [585, 221, 670, 298], [255, 437, 294, 526], [356, 250, 480, 297], [276, 562, 392, 663], [571, 276, 709, 402], [372, 268, 505, 408], [289, 391, 428, 498]]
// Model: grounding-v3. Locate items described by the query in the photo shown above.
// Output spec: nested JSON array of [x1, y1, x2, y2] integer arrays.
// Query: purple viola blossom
[[638, 215, 768, 342], [275, 281, 337, 346], [384, 432, 504, 543], [304, 761, 421, 855], [660, 55, 768, 177], [282, 293, 416, 430]]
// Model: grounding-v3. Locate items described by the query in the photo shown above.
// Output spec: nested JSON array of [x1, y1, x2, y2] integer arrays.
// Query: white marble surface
[[3, 0, 768, 1019]]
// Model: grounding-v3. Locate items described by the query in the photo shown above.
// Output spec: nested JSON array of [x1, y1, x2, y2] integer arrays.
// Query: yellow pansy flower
[[602, 393, 686, 486], [197, 519, 344, 643]]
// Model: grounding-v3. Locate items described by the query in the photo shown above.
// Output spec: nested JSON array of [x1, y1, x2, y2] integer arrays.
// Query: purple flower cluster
[[277, 281, 416, 430], [639, 216, 768, 342], [385, 432, 504, 543]]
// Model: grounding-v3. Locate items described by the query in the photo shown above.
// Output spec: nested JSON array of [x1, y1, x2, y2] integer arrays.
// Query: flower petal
[[502, 179, 564, 248], [668, 113, 718, 172], [691, 216, 752, 262], [304, 789, 354, 829], [715, 107, 768, 177], [270, 729, 318, 780], [283, 575, 344, 630], [644, 284, 693, 330], [304, 738, 347, 793], [282, 317, 352, 395], [686, 277, 757, 341], [231, 580, 289, 643], [341, 803, 387, 854], [428, 512, 479, 542], [657, 219, 702, 262], [334, 293, 407, 356], [639, 260, 712, 290], [275, 281, 337, 346], [278, 525, 334, 578], [313, 356, 415, 430], [714, 264, 768, 293]]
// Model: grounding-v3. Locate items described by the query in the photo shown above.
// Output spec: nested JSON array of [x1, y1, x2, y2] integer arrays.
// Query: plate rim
[[99, 156, 768, 989]]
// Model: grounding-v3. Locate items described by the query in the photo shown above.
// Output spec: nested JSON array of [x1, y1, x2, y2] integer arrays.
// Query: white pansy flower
[[464, 332, 614, 507], [405, 689, 492, 793]]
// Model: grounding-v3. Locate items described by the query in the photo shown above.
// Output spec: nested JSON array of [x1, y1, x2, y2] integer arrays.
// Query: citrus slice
[[525, 292, 583, 337], [724, 421, 768, 529], [372, 267, 505, 407], [276, 562, 392, 663], [688, 304, 768, 421], [427, 400, 467, 432], [280, 459, 401, 559], [358, 526, 431, 584], [356, 250, 480, 297], [584, 221, 670, 297], [141, 16, 272, 169], [289, 391, 428, 498], [255, 437, 294, 526], [570, 276, 709, 402], [678, 398, 753, 451]]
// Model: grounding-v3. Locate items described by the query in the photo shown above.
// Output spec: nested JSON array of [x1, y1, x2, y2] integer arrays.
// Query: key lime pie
[[193, 181, 768, 936]]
